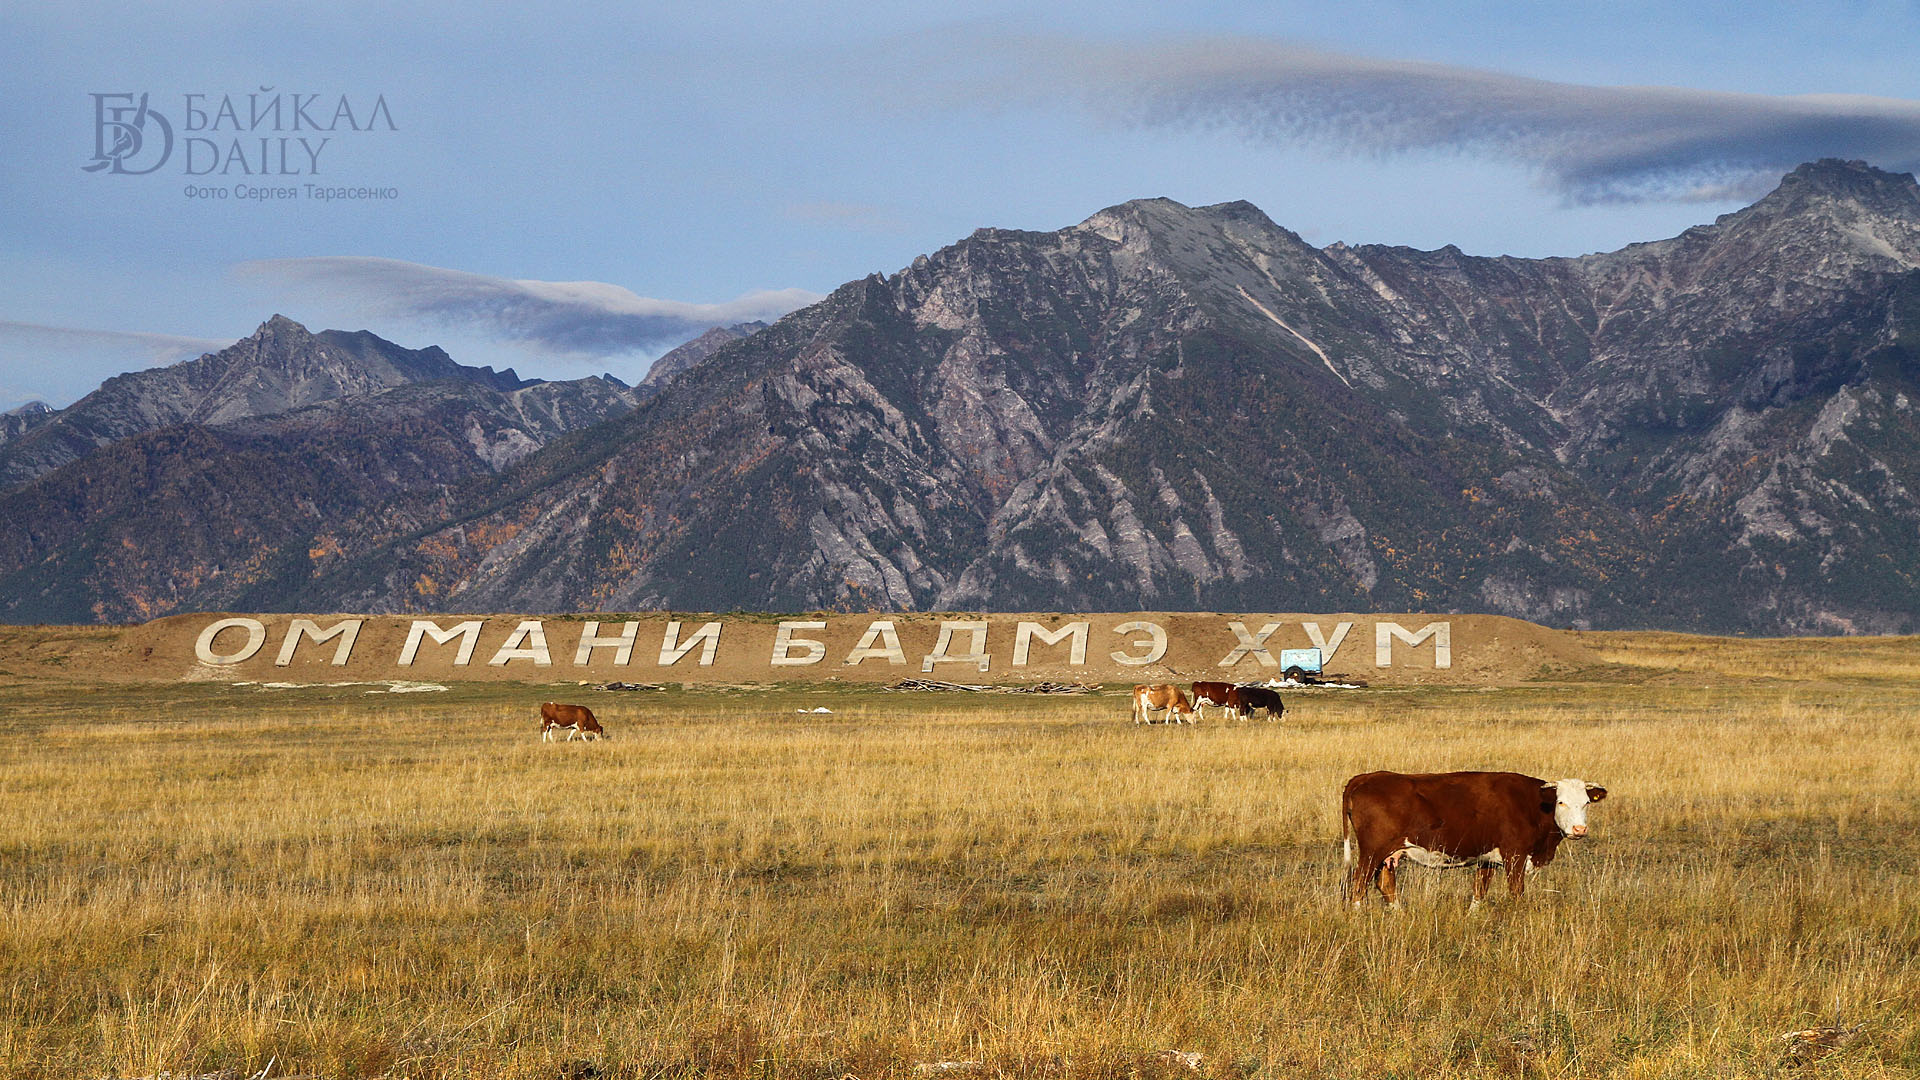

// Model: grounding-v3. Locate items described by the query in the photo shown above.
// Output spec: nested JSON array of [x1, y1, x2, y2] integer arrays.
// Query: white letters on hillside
[[1375, 621, 1451, 668], [195, 617, 267, 665], [184, 616, 1454, 672]]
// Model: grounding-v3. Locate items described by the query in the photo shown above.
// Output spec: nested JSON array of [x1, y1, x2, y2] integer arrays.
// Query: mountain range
[[6, 158, 1920, 633]]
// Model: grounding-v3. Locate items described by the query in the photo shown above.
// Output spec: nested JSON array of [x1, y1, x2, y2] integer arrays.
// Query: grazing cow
[[1228, 684, 1285, 721], [1132, 684, 1197, 724], [540, 702, 607, 742], [1341, 771, 1607, 907], [1190, 681, 1237, 720]]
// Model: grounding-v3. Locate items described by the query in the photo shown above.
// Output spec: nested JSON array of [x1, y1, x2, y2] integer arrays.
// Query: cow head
[[1542, 779, 1606, 837]]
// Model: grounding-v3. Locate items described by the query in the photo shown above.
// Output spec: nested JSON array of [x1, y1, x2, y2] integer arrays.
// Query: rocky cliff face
[[9, 160, 1920, 632], [640, 321, 769, 389]]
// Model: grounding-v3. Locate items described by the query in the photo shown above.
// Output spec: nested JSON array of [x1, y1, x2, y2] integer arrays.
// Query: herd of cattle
[[535, 694, 1609, 908], [1132, 681, 1285, 723]]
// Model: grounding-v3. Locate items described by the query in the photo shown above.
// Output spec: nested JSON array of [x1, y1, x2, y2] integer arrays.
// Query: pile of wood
[[884, 679, 1101, 694]]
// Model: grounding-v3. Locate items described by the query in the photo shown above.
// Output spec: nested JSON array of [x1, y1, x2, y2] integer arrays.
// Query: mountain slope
[[0, 315, 531, 487], [0, 372, 638, 623], [640, 321, 769, 389], [10, 160, 1920, 632], [299, 199, 1648, 621]]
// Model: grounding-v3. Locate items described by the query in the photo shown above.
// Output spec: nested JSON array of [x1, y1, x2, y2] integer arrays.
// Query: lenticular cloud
[[237, 256, 821, 355], [993, 35, 1920, 203]]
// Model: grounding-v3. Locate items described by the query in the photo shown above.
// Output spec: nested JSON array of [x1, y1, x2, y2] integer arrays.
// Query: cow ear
[[1586, 785, 1607, 803]]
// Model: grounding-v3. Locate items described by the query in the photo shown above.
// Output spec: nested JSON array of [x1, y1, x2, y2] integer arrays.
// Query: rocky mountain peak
[[256, 311, 308, 336], [232, 315, 529, 393], [1701, 159, 1920, 268], [0, 317, 540, 487], [1076, 196, 1292, 242], [1774, 158, 1920, 209]]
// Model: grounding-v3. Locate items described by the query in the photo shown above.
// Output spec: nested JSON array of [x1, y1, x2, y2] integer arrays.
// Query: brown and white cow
[[1228, 684, 1285, 721], [1190, 681, 1236, 720], [1341, 770, 1607, 907], [540, 702, 607, 742], [1132, 684, 1196, 724]]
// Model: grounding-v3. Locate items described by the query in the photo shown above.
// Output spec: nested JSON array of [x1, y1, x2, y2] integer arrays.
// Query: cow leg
[[1347, 855, 1377, 907], [542, 726, 552, 742], [1505, 859, 1528, 897], [1471, 865, 1496, 908]]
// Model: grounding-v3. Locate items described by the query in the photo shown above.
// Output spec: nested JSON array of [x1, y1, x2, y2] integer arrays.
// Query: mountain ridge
[[0, 314, 538, 488], [8, 159, 1920, 631]]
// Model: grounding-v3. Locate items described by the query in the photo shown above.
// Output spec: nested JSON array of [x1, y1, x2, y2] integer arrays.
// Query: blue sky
[[6, 1, 1920, 409]]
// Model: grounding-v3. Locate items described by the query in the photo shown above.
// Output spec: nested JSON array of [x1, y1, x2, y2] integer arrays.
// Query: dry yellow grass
[[1, 661, 1917, 1078]]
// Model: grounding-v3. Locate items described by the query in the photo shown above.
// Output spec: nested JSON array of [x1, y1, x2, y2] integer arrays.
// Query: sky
[[7, 1, 1920, 410]]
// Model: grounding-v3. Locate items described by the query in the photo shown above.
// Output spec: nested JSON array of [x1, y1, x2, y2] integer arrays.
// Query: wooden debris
[[885, 679, 1101, 694], [1002, 681, 1101, 694], [594, 682, 664, 691]]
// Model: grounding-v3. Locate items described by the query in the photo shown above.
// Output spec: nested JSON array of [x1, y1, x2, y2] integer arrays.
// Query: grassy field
[[2, 638, 1918, 1078]]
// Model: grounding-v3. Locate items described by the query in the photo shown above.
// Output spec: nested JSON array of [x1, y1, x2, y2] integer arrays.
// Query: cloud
[[0, 321, 226, 364], [0, 321, 229, 407], [969, 35, 1920, 203], [235, 257, 823, 356]]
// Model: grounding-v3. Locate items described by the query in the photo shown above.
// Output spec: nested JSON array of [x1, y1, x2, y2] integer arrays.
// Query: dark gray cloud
[[236, 257, 823, 356], [986, 35, 1920, 203]]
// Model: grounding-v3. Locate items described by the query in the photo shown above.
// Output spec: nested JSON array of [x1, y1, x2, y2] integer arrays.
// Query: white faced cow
[[1342, 771, 1608, 907]]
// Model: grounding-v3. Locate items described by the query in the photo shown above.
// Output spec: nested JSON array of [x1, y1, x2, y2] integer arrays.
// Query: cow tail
[[1341, 797, 1354, 866]]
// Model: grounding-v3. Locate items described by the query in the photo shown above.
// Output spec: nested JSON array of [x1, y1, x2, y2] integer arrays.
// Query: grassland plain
[[0, 636, 1917, 1078]]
